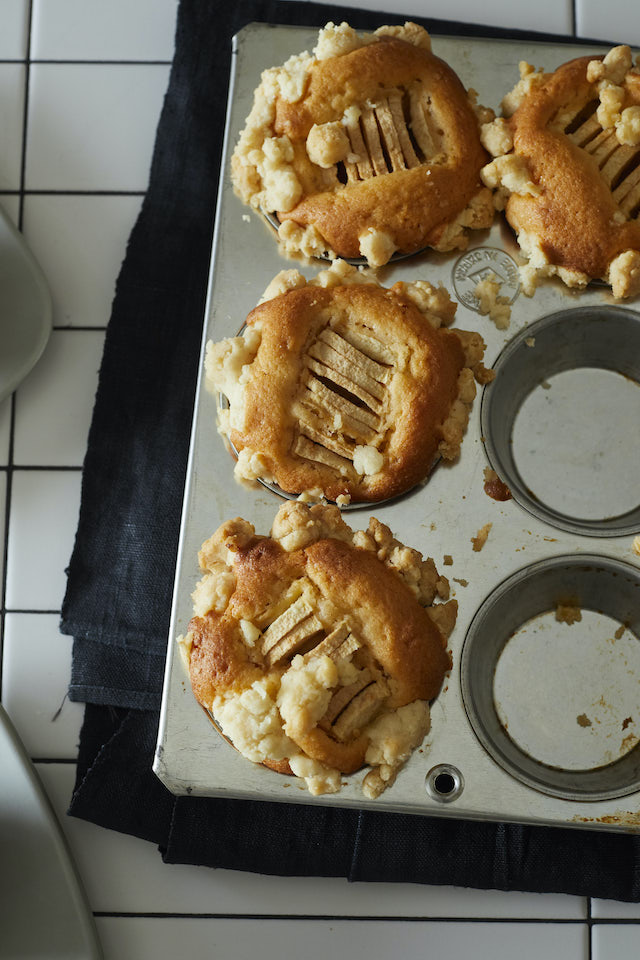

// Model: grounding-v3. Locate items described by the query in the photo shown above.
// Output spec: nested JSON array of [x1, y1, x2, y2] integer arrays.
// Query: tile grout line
[[17, 0, 33, 231], [87, 912, 609, 923], [33, 757, 77, 764], [87, 914, 640, 928], [2, 190, 147, 196], [29, 59, 173, 66], [5, 609, 62, 615], [5, 466, 83, 473], [0, 58, 172, 66]]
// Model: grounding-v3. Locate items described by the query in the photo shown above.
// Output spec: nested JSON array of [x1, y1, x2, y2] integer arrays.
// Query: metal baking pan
[[154, 24, 640, 833]]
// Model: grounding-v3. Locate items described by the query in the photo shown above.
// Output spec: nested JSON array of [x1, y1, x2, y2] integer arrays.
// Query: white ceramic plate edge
[[0, 704, 103, 959], [0, 202, 52, 405]]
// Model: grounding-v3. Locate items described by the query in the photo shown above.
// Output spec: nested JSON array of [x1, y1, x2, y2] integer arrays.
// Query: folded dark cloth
[[60, 0, 640, 900], [72, 705, 640, 898]]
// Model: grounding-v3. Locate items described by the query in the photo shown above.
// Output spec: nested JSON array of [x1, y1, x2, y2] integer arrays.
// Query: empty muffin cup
[[481, 305, 640, 537], [460, 555, 640, 802]]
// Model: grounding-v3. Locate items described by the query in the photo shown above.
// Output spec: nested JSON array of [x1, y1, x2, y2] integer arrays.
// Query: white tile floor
[[21, 195, 143, 327], [576, 1, 640, 46], [1, 2, 639, 958]]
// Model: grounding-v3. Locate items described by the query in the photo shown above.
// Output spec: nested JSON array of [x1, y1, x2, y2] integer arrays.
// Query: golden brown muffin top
[[481, 46, 640, 298], [207, 262, 491, 504], [180, 502, 456, 797], [231, 21, 494, 265]]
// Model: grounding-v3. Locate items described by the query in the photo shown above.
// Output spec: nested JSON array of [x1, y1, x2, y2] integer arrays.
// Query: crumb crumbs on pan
[[471, 522, 492, 551], [571, 812, 640, 828], [473, 274, 511, 328], [576, 713, 592, 728], [443, 554, 453, 566], [483, 467, 512, 501], [525, 336, 535, 347], [555, 604, 582, 625], [633, 534, 640, 556], [453, 577, 468, 587]]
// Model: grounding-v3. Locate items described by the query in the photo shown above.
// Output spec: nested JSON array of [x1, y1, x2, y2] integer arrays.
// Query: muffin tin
[[154, 24, 640, 833]]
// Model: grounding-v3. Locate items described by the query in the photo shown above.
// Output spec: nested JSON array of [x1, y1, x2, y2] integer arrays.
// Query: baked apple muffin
[[207, 261, 492, 504], [178, 502, 456, 797], [231, 21, 494, 265], [480, 45, 640, 298]]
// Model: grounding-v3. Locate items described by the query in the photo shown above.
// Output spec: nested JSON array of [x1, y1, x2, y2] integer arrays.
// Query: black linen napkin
[[60, 0, 640, 900]]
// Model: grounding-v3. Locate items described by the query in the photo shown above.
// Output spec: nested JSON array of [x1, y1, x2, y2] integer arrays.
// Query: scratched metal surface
[[154, 24, 640, 833]]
